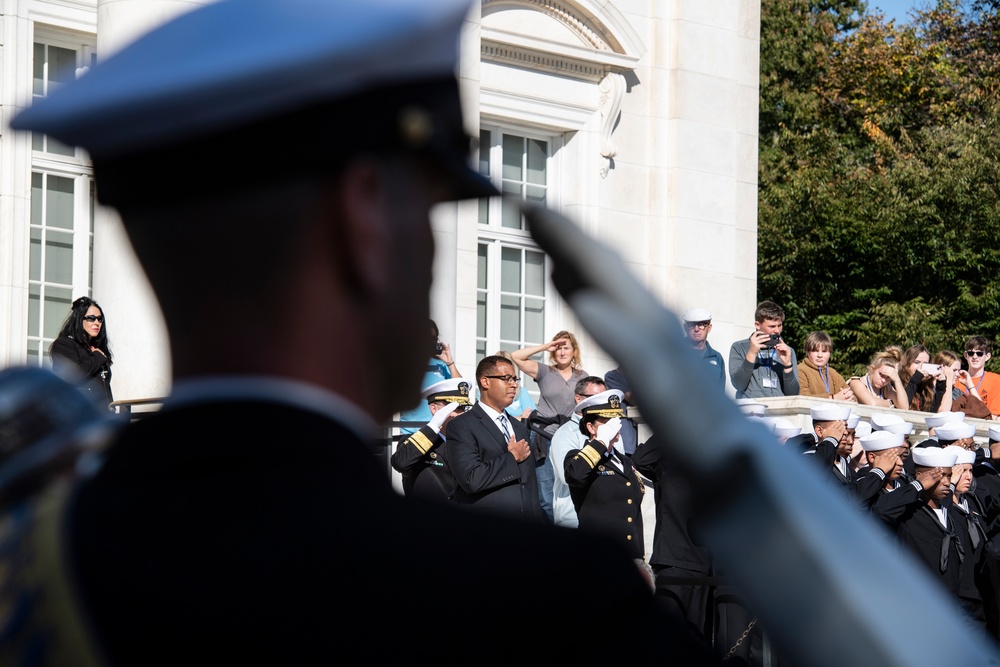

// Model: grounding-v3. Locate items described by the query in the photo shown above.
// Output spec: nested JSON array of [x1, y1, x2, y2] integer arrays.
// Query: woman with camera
[[398, 319, 462, 434], [49, 296, 114, 410]]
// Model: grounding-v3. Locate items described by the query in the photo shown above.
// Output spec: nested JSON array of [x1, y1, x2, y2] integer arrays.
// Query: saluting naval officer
[[564, 389, 647, 560], [390, 377, 472, 500], [7, 0, 717, 665]]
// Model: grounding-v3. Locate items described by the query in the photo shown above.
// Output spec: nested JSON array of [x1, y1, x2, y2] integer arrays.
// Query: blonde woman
[[849, 347, 909, 408], [511, 331, 589, 523]]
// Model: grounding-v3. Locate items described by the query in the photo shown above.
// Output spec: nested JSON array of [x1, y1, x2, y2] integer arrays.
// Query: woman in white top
[[849, 347, 909, 408]]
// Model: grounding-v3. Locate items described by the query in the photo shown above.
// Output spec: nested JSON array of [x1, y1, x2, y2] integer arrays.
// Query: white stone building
[[0, 0, 760, 406]]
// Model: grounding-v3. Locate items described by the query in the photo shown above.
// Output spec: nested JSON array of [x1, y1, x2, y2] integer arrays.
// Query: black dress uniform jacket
[[53, 397, 717, 666], [564, 438, 645, 559], [445, 402, 543, 521], [390, 424, 455, 500]]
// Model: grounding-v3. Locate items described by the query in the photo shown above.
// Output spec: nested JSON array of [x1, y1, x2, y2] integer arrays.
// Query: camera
[[764, 333, 781, 348], [435, 340, 444, 355]]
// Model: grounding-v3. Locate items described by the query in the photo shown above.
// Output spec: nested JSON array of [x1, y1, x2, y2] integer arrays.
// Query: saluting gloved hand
[[596, 417, 622, 450], [428, 402, 462, 434]]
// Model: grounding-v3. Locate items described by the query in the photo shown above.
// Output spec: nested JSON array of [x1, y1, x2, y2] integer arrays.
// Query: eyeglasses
[[967, 350, 988, 357], [485, 374, 520, 385], [685, 321, 711, 329], [82, 315, 104, 323]]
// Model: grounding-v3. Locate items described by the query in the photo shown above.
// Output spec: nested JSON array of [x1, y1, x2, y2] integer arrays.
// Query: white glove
[[595, 417, 622, 448], [427, 401, 461, 434]]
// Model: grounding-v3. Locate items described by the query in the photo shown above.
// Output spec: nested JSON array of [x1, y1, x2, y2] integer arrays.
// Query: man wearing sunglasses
[[391, 378, 473, 501], [682, 307, 726, 389], [445, 355, 544, 521], [962, 336, 1000, 419]]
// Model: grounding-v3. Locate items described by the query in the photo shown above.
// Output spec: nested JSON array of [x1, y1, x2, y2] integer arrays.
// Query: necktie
[[498, 414, 512, 440]]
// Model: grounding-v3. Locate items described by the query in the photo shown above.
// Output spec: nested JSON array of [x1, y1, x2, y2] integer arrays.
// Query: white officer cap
[[810, 405, 851, 422], [10, 0, 496, 209], [990, 424, 1000, 443], [577, 390, 626, 419], [943, 445, 976, 465], [910, 447, 958, 468], [846, 413, 861, 429], [925, 412, 966, 429], [764, 418, 801, 439], [736, 399, 767, 416], [870, 413, 914, 435], [422, 378, 473, 405], [934, 421, 976, 442], [682, 308, 712, 323], [860, 430, 904, 452]]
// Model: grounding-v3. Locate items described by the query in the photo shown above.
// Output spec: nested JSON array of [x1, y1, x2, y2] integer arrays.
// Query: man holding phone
[[728, 301, 800, 399]]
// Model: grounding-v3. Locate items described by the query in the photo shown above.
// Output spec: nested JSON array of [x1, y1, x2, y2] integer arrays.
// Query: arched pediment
[[481, 0, 643, 81]]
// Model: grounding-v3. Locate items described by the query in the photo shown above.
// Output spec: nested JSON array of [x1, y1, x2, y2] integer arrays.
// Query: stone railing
[[631, 395, 996, 444]]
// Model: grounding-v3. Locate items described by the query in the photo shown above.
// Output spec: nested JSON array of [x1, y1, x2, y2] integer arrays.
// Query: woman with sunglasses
[[49, 296, 114, 410]]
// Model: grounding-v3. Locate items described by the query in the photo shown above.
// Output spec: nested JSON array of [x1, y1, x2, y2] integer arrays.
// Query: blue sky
[[865, 0, 926, 24]]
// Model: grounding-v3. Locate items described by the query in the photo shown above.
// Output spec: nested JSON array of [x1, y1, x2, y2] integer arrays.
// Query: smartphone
[[435, 340, 444, 355], [921, 363, 941, 375]]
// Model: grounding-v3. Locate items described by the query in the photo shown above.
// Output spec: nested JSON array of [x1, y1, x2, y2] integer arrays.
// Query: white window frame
[[25, 31, 97, 366], [476, 124, 562, 395]]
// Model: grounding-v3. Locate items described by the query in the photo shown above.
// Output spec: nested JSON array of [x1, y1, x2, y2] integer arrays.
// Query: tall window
[[476, 126, 555, 393], [26, 35, 96, 366]]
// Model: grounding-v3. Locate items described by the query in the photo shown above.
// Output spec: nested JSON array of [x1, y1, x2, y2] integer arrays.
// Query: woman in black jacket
[[49, 296, 114, 410]]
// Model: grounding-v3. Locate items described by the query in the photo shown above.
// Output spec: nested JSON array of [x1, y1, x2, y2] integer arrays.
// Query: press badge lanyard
[[757, 348, 779, 388]]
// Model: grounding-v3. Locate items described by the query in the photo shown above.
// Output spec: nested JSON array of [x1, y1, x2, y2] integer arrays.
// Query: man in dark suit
[[446, 355, 544, 521], [6, 0, 717, 665]]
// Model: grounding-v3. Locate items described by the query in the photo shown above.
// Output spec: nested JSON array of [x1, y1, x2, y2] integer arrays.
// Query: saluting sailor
[[391, 378, 472, 500], [564, 389, 646, 560]]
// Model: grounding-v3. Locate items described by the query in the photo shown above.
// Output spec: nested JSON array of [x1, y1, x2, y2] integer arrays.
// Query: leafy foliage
[[758, 0, 1000, 374]]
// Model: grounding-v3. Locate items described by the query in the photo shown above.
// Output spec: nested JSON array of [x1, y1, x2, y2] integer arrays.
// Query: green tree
[[758, 0, 1000, 373]]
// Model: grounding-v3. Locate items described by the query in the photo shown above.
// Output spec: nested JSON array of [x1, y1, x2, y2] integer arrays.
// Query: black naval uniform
[[632, 435, 715, 645], [390, 424, 455, 500], [565, 438, 645, 560], [6, 391, 719, 666], [893, 500, 964, 598], [806, 436, 883, 507]]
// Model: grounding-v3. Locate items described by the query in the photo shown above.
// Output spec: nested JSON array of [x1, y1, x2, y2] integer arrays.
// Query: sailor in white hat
[[391, 378, 473, 499], [892, 447, 967, 602], [935, 421, 977, 452], [972, 426, 1000, 542], [804, 404, 885, 503], [943, 446, 993, 630], [855, 431, 910, 514]]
